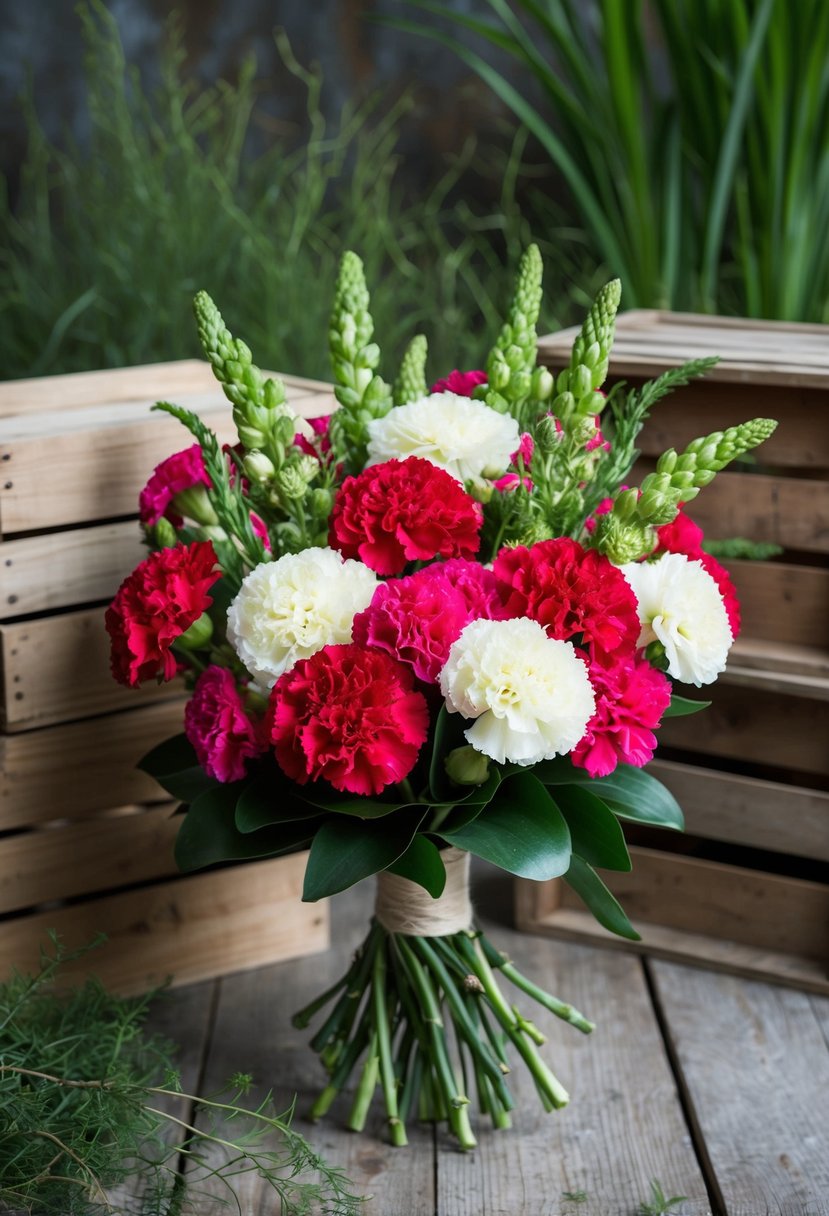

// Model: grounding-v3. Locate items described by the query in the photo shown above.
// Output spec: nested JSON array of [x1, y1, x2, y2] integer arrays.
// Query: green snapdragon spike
[[328, 251, 392, 471], [551, 278, 621, 421], [393, 333, 428, 405], [592, 417, 778, 563], [484, 244, 544, 420]]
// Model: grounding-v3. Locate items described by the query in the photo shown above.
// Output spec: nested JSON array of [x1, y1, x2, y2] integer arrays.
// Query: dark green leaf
[[297, 788, 416, 819], [302, 809, 426, 902], [428, 705, 467, 801], [663, 694, 711, 717], [431, 768, 503, 833], [138, 733, 218, 802], [386, 835, 447, 898], [235, 768, 317, 833], [565, 855, 641, 941], [440, 772, 571, 880], [555, 786, 632, 872], [535, 759, 684, 831], [175, 784, 317, 872]]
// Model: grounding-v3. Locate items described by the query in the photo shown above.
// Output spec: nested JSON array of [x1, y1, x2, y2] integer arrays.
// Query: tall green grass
[[400, 0, 829, 320], [1, 3, 596, 382]]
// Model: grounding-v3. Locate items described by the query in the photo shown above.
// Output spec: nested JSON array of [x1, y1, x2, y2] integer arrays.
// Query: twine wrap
[[375, 847, 472, 937]]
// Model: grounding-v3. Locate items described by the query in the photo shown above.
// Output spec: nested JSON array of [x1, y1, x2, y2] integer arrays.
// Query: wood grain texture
[[647, 760, 829, 862], [0, 699, 186, 829], [726, 560, 829, 648], [0, 851, 327, 995], [650, 960, 829, 1215], [668, 471, 829, 554], [0, 607, 184, 730], [0, 360, 219, 416]]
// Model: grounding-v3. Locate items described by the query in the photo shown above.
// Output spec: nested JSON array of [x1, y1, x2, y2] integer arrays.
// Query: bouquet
[[106, 246, 775, 1149]]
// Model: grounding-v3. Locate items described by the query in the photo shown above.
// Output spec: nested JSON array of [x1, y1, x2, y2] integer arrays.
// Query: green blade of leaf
[[663, 694, 711, 717], [235, 767, 318, 832], [535, 759, 684, 831], [565, 855, 641, 941], [440, 772, 571, 880], [386, 835, 447, 899], [555, 786, 632, 872], [295, 788, 416, 819], [175, 785, 317, 872], [302, 809, 426, 902], [137, 732, 218, 802]]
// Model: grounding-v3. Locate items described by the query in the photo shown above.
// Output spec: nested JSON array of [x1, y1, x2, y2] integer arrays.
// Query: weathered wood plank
[[667, 471, 829, 554], [650, 960, 829, 1215], [726, 560, 829, 648], [0, 699, 185, 829], [0, 852, 327, 995], [0, 360, 217, 416]]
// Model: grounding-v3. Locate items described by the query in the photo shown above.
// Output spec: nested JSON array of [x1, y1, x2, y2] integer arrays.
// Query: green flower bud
[[571, 364, 593, 402], [531, 366, 554, 401], [535, 414, 562, 454], [593, 515, 655, 565], [552, 390, 576, 418], [171, 485, 219, 527], [656, 449, 678, 474], [153, 517, 178, 549], [510, 370, 533, 400], [243, 450, 276, 483], [466, 478, 493, 504], [488, 357, 511, 391], [445, 745, 490, 786], [275, 465, 309, 501], [309, 487, 334, 516], [176, 611, 214, 651], [613, 487, 640, 521]]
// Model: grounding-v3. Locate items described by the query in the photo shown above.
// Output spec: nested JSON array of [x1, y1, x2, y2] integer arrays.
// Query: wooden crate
[[0, 362, 337, 992], [525, 312, 829, 991]]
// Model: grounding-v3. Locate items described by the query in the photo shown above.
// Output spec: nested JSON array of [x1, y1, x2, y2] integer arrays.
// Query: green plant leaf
[[175, 785, 317, 872], [440, 772, 571, 880], [535, 759, 684, 831], [302, 809, 426, 902], [138, 733, 216, 802], [565, 855, 641, 941], [235, 768, 318, 832], [386, 835, 447, 898], [296, 788, 416, 819], [555, 786, 632, 872], [663, 694, 711, 717], [428, 705, 467, 801], [431, 768, 504, 833]]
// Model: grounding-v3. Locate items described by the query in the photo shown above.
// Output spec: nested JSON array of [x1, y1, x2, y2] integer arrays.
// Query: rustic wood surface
[[104, 870, 829, 1214]]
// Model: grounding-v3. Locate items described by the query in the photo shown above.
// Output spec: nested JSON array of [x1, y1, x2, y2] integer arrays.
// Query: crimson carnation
[[655, 510, 741, 638], [572, 651, 672, 778], [430, 369, 487, 396], [268, 644, 429, 796], [106, 541, 219, 687], [352, 559, 507, 685], [329, 457, 482, 576], [185, 666, 264, 783], [139, 445, 211, 527], [493, 537, 640, 658]]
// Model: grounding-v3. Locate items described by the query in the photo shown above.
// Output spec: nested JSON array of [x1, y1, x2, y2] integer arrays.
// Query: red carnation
[[655, 510, 741, 638], [185, 666, 264, 783], [268, 644, 429, 796], [493, 537, 640, 659], [572, 650, 672, 778], [329, 457, 482, 576], [106, 541, 219, 687], [430, 369, 487, 397], [139, 445, 211, 527]]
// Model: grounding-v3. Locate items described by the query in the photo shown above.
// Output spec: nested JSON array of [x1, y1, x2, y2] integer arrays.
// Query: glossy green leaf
[[535, 759, 684, 831], [430, 768, 503, 833], [428, 705, 467, 801], [138, 733, 217, 802], [663, 694, 711, 717], [175, 784, 316, 872], [235, 768, 317, 833], [296, 788, 416, 819], [386, 835, 447, 898], [440, 772, 571, 880], [555, 786, 632, 872], [302, 809, 425, 902], [565, 855, 641, 941]]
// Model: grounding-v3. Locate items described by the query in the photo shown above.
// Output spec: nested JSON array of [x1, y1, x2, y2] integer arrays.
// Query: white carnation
[[621, 552, 733, 686], [439, 617, 595, 766], [227, 548, 377, 688], [366, 392, 520, 482]]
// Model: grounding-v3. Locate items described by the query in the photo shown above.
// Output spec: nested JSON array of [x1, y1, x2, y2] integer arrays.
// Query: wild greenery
[[1, 1, 600, 383], [0, 936, 362, 1215], [401, 0, 829, 320]]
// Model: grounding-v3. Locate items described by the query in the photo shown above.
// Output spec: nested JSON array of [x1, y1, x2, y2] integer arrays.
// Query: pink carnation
[[494, 537, 640, 659], [249, 511, 271, 552], [585, 415, 611, 453], [655, 510, 741, 638], [572, 651, 672, 778], [268, 644, 429, 796], [430, 369, 488, 397], [139, 445, 211, 527], [493, 432, 535, 493], [329, 456, 481, 576], [294, 414, 333, 463], [352, 558, 507, 685], [185, 666, 264, 783]]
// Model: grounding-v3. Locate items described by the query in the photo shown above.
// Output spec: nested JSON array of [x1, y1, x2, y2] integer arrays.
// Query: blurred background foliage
[[1, 0, 827, 382]]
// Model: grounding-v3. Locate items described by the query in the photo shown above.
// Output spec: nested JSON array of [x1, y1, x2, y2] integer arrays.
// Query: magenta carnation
[[268, 644, 429, 796], [352, 559, 507, 685], [572, 652, 672, 778], [139, 445, 211, 527], [430, 369, 487, 396], [185, 666, 264, 783]]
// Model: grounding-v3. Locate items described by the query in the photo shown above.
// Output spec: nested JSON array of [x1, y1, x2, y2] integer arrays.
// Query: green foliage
[[704, 537, 783, 560], [0, 937, 362, 1214], [402, 0, 829, 321], [637, 1178, 689, 1215]]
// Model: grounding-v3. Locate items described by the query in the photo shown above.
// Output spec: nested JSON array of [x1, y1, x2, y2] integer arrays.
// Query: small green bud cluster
[[393, 333, 428, 406], [550, 279, 621, 421], [483, 245, 544, 417]]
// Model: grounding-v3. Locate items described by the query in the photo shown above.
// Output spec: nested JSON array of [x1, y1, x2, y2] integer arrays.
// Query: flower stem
[[371, 946, 408, 1147], [346, 1032, 379, 1133]]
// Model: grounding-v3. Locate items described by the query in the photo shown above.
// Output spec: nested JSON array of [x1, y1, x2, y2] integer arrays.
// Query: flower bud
[[176, 611, 214, 651], [243, 450, 276, 483], [275, 465, 309, 501], [445, 745, 490, 786], [535, 414, 562, 454], [532, 366, 554, 401], [153, 517, 178, 549], [571, 364, 593, 401], [172, 485, 219, 527], [309, 487, 334, 516], [466, 478, 493, 504]]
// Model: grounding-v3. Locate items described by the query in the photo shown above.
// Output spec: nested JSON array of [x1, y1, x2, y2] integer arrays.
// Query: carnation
[[572, 652, 672, 778], [353, 559, 507, 685], [494, 538, 640, 659], [227, 548, 377, 689], [268, 644, 429, 795], [106, 541, 219, 687], [430, 369, 488, 396], [184, 666, 264, 783], [621, 552, 734, 686], [329, 457, 482, 576], [139, 444, 211, 527], [655, 510, 741, 638], [440, 617, 595, 766], [366, 393, 520, 482]]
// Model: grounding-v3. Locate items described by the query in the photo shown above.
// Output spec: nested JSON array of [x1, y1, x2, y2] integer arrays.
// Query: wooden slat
[[0, 802, 179, 913], [0, 607, 184, 731], [0, 851, 328, 995], [0, 360, 217, 416], [0, 699, 185, 829], [648, 759, 829, 862], [727, 559, 829, 647], [650, 961, 829, 1214], [657, 682, 829, 776], [723, 637, 829, 700], [0, 520, 145, 619]]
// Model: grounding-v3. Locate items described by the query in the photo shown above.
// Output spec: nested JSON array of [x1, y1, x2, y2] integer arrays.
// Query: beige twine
[[375, 847, 472, 936]]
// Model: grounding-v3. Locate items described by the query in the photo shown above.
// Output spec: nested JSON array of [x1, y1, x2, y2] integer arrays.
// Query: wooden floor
[[135, 869, 829, 1215]]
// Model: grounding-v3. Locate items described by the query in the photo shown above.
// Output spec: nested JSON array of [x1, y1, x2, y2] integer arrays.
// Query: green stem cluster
[[294, 921, 593, 1150]]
